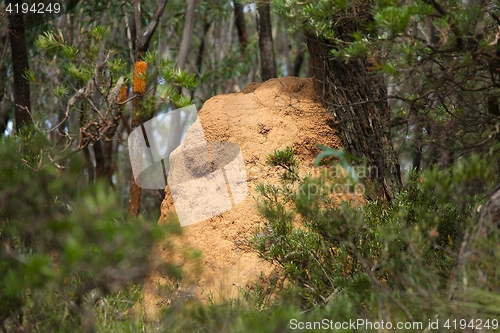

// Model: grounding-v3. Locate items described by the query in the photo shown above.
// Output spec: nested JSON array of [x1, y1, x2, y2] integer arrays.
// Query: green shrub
[[253, 146, 497, 326], [0, 133, 177, 332]]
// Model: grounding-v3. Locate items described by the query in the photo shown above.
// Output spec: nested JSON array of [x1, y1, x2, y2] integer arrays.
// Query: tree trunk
[[0, 104, 9, 136], [290, 36, 305, 77], [426, 121, 439, 168], [6, 3, 31, 132], [128, 0, 169, 216], [103, 86, 128, 185], [177, 0, 195, 71], [306, 33, 402, 202], [192, 18, 211, 100], [234, 1, 248, 53], [0, 31, 9, 136], [411, 114, 423, 171], [129, 61, 147, 216], [83, 144, 95, 183], [93, 142, 106, 179], [256, 1, 276, 81]]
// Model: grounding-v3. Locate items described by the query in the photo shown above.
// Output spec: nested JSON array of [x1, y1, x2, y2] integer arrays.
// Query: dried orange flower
[[133, 61, 147, 94], [118, 86, 128, 104]]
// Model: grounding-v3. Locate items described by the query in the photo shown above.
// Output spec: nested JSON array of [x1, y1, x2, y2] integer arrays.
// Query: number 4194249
[[5, 3, 61, 14], [443, 319, 498, 330]]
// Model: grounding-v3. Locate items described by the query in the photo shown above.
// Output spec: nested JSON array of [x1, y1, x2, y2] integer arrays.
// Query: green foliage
[[53, 84, 69, 98], [138, 51, 198, 108], [273, 0, 500, 174], [33, 31, 61, 51], [35, 31, 80, 60], [34, 25, 198, 119], [314, 145, 358, 181], [0, 133, 178, 331], [90, 25, 109, 42], [253, 147, 497, 325], [266, 146, 299, 181], [272, 0, 340, 39], [107, 58, 127, 73], [374, 4, 427, 35], [22, 69, 37, 84], [143, 50, 158, 65]]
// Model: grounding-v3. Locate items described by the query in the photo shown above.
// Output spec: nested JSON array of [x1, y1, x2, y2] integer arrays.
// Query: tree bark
[[177, 0, 195, 71], [256, 1, 276, 81], [411, 113, 423, 171], [167, 0, 194, 172], [290, 36, 305, 77], [83, 144, 95, 183], [192, 18, 211, 100], [128, 0, 169, 217], [129, 62, 147, 217], [93, 142, 106, 179], [136, 0, 170, 56], [306, 32, 402, 202], [0, 104, 9, 136], [0, 31, 10, 136], [6, 3, 31, 132], [103, 86, 127, 186], [234, 1, 248, 53]]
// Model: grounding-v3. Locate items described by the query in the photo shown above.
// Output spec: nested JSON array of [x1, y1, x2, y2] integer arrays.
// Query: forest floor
[[140, 76, 349, 318]]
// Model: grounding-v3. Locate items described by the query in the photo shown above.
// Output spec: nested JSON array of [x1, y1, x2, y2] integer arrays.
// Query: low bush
[[0, 132, 175, 332], [253, 146, 499, 329]]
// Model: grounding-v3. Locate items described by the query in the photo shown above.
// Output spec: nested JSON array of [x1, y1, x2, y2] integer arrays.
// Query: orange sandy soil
[[140, 76, 347, 318]]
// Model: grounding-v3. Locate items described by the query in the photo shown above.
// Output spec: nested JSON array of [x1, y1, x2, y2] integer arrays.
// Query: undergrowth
[[2, 136, 500, 332]]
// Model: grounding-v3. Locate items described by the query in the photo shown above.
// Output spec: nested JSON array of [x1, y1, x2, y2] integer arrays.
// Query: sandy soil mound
[[142, 77, 342, 317]]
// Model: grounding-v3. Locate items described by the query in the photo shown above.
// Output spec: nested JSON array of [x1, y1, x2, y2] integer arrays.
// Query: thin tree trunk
[[411, 113, 423, 171], [128, 166, 142, 215], [256, 1, 276, 81], [103, 139, 113, 182], [6, 2, 31, 132], [0, 104, 9, 136], [78, 110, 95, 182], [291, 50, 303, 77], [290, 36, 305, 77], [129, 61, 147, 216], [93, 142, 106, 178], [128, 0, 169, 217], [192, 18, 211, 100], [169, 0, 195, 165], [307, 32, 402, 202], [0, 31, 9, 136], [177, 0, 196, 71], [103, 86, 128, 185], [170, 0, 196, 174], [195, 19, 210, 75], [83, 144, 95, 183], [307, 51, 314, 77], [426, 121, 439, 168], [234, 1, 248, 53], [487, 95, 499, 116]]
